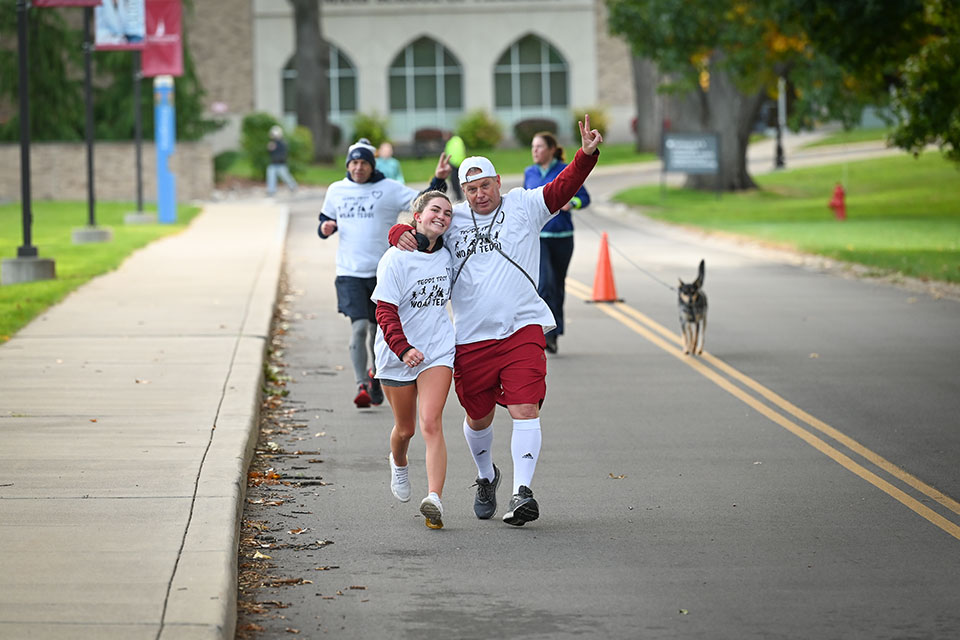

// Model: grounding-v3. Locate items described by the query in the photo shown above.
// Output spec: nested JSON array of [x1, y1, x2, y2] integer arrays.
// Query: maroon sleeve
[[542, 148, 600, 213], [375, 301, 413, 360], [388, 223, 415, 247]]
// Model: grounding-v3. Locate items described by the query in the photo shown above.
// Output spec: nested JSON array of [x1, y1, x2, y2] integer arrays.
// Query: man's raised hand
[[435, 152, 452, 180], [579, 114, 603, 155]]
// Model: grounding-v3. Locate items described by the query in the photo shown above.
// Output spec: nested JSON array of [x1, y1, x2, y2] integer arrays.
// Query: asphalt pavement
[[1, 132, 953, 640]]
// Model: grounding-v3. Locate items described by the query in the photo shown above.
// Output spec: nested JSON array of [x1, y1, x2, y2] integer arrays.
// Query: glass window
[[282, 45, 357, 120], [494, 73, 512, 108], [388, 37, 463, 118], [493, 35, 568, 114]]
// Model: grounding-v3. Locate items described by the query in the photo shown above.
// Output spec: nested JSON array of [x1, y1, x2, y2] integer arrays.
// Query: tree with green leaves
[[786, 0, 960, 164], [0, 2, 221, 143], [608, 0, 960, 192], [607, 0, 815, 190], [0, 7, 85, 141]]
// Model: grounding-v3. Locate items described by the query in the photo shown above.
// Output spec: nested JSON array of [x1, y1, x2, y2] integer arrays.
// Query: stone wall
[[0, 142, 214, 203]]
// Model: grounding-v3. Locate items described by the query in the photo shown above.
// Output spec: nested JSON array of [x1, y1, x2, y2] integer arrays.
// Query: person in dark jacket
[[523, 131, 590, 354], [266, 125, 298, 196]]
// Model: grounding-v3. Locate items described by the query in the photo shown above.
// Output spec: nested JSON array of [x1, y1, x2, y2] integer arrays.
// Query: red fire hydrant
[[828, 183, 846, 220]]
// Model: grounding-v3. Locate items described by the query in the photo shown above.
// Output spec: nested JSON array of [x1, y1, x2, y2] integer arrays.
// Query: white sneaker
[[389, 454, 411, 502], [419, 494, 444, 529]]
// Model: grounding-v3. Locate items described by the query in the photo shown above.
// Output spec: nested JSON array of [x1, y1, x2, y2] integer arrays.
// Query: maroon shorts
[[454, 324, 547, 420]]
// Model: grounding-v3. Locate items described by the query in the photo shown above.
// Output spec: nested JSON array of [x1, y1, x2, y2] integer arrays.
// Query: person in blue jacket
[[523, 131, 590, 354]]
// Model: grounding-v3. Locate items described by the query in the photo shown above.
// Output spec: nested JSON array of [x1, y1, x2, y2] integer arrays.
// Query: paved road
[[237, 156, 960, 638]]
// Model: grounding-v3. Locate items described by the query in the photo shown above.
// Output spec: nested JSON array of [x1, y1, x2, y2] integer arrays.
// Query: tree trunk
[[631, 56, 663, 153], [690, 64, 766, 191], [289, 0, 332, 163], [659, 60, 767, 191]]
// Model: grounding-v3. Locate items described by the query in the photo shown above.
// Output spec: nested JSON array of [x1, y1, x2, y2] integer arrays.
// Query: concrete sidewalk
[[0, 201, 287, 639]]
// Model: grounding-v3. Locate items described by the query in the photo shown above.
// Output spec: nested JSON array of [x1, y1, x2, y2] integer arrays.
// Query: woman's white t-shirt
[[371, 247, 455, 382]]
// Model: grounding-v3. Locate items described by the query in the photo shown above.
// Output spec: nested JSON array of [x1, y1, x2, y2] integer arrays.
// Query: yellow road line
[[566, 278, 960, 541]]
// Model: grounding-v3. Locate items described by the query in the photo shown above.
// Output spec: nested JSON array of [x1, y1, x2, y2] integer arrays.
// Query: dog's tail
[[694, 259, 705, 288]]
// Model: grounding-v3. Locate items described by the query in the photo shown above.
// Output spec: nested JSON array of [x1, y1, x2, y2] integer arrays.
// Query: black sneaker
[[367, 368, 384, 406], [472, 464, 500, 519], [544, 334, 558, 354], [502, 485, 539, 526]]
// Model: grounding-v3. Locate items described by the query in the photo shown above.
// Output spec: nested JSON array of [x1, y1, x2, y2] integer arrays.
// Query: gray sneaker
[[472, 464, 500, 519], [502, 485, 539, 526]]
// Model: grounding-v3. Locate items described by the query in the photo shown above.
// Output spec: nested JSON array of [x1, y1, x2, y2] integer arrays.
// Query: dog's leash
[[574, 211, 677, 292]]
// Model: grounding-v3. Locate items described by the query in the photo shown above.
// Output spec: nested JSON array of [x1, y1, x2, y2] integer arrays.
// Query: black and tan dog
[[678, 260, 707, 355]]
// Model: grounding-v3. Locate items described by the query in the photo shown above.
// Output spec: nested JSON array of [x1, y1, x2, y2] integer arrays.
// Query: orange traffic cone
[[590, 232, 622, 303]]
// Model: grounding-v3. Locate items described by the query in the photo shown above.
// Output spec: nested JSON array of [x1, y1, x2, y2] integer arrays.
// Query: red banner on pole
[[142, 0, 182, 77], [34, 1, 102, 6]]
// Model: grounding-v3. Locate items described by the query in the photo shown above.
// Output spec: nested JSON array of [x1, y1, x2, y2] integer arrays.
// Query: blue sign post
[[154, 75, 176, 224]]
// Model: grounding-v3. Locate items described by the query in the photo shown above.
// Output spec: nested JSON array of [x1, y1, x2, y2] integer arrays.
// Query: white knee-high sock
[[463, 420, 495, 481], [511, 418, 541, 493]]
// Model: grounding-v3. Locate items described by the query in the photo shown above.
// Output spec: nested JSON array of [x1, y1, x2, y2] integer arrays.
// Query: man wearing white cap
[[389, 114, 603, 526], [319, 139, 448, 409]]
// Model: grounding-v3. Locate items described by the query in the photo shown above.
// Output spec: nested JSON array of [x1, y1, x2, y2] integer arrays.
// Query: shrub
[[287, 126, 314, 175], [456, 110, 502, 150], [240, 112, 282, 178], [350, 112, 389, 147], [513, 118, 558, 147], [213, 150, 241, 182], [571, 107, 609, 140]]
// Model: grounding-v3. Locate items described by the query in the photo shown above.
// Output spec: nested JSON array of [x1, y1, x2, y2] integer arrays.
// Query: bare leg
[[416, 366, 452, 497], [384, 384, 417, 467]]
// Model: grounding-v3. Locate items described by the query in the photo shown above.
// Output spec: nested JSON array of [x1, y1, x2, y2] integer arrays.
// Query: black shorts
[[335, 275, 377, 322]]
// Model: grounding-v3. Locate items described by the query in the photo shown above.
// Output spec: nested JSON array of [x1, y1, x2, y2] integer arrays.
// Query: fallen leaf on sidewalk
[[253, 551, 271, 559], [135, 379, 150, 384], [609, 473, 626, 479], [288, 528, 307, 535], [314, 566, 340, 571]]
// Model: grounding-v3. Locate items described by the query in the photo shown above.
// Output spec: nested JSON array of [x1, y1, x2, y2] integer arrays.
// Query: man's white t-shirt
[[321, 178, 420, 277], [444, 187, 556, 344], [371, 247, 455, 382]]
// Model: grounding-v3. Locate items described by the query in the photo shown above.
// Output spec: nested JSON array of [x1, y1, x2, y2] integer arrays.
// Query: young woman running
[[371, 191, 455, 529]]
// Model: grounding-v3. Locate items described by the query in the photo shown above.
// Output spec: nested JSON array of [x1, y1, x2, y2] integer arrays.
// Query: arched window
[[494, 35, 568, 121], [388, 37, 462, 137], [282, 45, 357, 126]]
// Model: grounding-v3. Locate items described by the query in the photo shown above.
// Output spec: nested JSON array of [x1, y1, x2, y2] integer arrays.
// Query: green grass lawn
[[612, 153, 960, 283], [226, 142, 658, 186], [803, 127, 891, 148], [0, 201, 200, 341]]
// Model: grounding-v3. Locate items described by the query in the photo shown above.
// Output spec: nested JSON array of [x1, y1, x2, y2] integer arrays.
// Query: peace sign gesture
[[578, 113, 603, 155]]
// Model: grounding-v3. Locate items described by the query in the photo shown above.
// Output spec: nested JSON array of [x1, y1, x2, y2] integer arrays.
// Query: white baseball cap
[[458, 156, 498, 184]]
